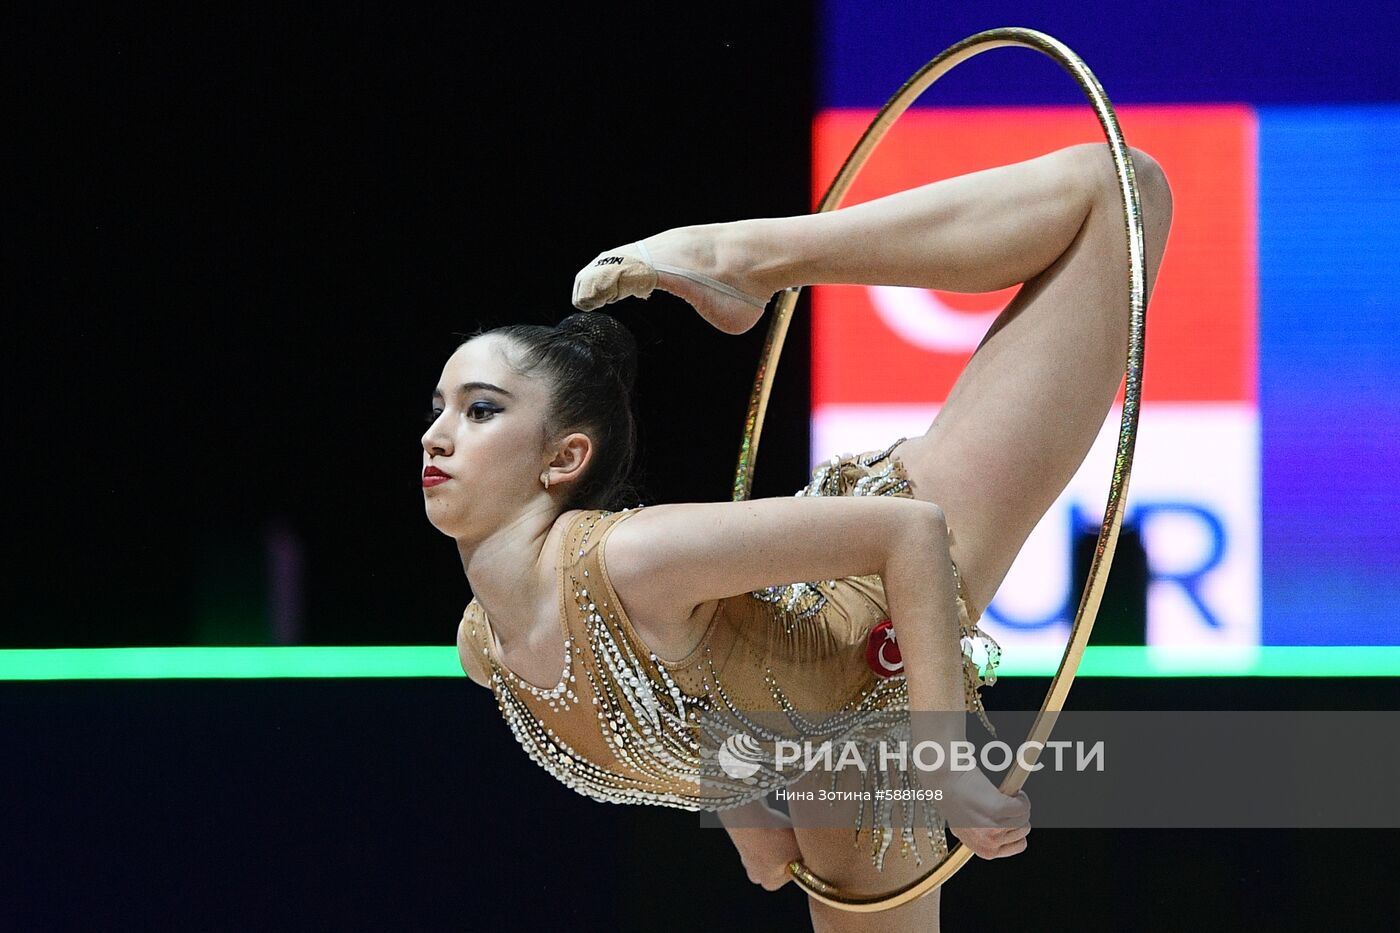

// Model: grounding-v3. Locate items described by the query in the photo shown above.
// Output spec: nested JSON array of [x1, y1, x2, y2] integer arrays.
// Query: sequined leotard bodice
[[457, 438, 1002, 869]]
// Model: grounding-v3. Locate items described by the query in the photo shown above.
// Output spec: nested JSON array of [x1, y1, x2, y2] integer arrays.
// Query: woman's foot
[[572, 221, 778, 335]]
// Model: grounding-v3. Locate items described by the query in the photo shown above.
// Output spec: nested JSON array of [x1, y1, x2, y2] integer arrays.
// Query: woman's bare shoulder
[[456, 604, 492, 689]]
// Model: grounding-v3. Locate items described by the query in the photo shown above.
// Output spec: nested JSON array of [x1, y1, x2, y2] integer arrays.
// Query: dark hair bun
[[556, 312, 638, 393]]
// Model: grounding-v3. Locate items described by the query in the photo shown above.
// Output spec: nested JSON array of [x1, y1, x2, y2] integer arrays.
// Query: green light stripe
[[0, 646, 1396, 681], [993, 646, 1400, 678], [0, 647, 462, 680]]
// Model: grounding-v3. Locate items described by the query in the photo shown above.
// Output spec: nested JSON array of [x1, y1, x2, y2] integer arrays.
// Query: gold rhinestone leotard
[[458, 437, 1002, 870]]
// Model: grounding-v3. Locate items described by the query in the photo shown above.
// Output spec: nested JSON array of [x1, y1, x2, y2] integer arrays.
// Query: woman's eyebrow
[[430, 381, 515, 401]]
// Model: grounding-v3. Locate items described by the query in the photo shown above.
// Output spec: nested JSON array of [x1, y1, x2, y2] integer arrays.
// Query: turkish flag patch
[[865, 618, 904, 677]]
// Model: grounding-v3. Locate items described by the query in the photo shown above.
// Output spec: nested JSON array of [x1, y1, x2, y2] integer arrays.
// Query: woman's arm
[[606, 495, 1031, 859], [608, 494, 969, 723], [605, 494, 942, 616]]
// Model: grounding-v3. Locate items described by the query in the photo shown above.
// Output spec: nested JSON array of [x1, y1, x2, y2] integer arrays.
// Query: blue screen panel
[[1258, 106, 1400, 644]]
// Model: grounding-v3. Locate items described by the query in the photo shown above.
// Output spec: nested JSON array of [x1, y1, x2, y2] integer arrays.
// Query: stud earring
[[540, 472, 550, 490]]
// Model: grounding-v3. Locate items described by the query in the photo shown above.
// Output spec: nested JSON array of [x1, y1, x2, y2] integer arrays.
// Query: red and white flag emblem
[[865, 618, 904, 677]]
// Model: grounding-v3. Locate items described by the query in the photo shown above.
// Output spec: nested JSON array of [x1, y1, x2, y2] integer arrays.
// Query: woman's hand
[[728, 819, 804, 891], [719, 799, 803, 891], [949, 814, 1031, 860], [939, 767, 1032, 860]]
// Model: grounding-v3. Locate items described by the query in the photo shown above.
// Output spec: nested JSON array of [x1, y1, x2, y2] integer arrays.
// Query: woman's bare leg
[[642, 142, 1173, 614]]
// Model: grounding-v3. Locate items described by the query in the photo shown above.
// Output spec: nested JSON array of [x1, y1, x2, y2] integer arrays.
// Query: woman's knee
[[1128, 147, 1173, 224], [1063, 142, 1173, 222]]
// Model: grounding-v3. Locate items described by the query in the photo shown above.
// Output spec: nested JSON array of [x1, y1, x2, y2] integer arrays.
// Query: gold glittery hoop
[[728, 27, 1148, 911]]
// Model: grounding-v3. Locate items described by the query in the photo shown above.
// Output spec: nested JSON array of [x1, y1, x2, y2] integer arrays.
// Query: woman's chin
[[422, 501, 466, 536]]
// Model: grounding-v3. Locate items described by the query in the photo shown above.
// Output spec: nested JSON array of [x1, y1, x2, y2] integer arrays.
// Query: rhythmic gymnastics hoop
[[727, 27, 1148, 912]]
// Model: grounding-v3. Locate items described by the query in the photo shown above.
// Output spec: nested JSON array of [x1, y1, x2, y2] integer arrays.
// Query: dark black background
[[7, 5, 1399, 931], [8, 677, 1398, 931], [7, 1, 815, 648]]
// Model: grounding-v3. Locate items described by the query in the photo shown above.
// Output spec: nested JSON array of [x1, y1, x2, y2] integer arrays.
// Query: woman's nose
[[421, 423, 450, 456]]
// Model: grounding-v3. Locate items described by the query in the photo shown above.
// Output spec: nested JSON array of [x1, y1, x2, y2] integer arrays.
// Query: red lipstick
[[422, 465, 451, 488]]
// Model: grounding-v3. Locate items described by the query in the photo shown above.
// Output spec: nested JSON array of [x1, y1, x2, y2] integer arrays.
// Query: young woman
[[430, 141, 1172, 931]]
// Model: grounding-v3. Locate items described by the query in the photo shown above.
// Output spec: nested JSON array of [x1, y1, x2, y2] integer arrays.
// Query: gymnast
[[428, 141, 1172, 930]]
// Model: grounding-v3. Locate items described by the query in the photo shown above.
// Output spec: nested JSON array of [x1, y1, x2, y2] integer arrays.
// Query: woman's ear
[[545, 431, 593, 489]]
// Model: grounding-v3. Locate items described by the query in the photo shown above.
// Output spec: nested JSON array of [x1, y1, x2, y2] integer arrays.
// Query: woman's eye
[[423, 402, 498, 425]]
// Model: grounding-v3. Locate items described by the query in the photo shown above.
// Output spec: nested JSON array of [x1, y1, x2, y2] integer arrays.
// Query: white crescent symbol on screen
[[867, 285, 1006, 353]]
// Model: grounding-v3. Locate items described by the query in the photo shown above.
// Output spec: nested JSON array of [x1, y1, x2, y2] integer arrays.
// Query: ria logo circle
[[718, 732, 765, 779]]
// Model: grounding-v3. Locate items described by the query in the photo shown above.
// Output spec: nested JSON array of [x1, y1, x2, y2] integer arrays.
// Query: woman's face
[[420, 335, 552, 538]]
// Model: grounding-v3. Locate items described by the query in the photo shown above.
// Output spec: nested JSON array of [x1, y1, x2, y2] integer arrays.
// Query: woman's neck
[[457, 506, 567, 646]]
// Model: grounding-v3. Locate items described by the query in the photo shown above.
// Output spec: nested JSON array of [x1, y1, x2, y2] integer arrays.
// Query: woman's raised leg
[[629, 142, 1173, 615]]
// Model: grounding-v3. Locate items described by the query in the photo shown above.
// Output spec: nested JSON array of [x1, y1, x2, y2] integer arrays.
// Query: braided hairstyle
[[464, 312, 645, 512]]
